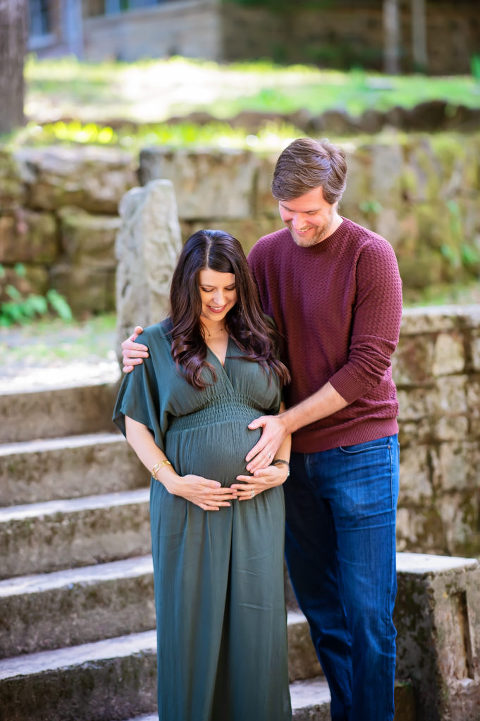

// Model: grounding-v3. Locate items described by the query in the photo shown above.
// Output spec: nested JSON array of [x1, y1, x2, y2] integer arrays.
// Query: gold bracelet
[[151, 459, 172, 479]]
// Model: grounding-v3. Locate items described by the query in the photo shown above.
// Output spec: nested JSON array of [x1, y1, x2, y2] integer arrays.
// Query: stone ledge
[[395, 552, 480, 721], [0, 432, 147, 506], [0, 489, 150, 579]]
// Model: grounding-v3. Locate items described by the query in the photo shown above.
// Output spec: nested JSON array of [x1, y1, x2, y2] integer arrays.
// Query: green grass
[[24, 56, 480, 126], [0, 313, 116, 367], [7, 118, 303, 152]]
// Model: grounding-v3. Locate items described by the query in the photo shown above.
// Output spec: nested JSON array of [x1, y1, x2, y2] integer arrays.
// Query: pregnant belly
[[164, 404, 263, 486]]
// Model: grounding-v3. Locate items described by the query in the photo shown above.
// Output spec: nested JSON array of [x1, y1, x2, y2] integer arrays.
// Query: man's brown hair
[[272, 137, 347, 205]]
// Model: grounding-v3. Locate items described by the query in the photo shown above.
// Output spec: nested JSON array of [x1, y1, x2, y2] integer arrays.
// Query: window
[[28, 0, 51, 36]]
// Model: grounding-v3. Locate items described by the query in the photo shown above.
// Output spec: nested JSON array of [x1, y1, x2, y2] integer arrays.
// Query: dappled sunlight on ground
[[0, 316, 119, 392]]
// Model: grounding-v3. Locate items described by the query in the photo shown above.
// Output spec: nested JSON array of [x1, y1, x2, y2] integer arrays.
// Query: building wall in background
[[83, 0, 220, 61]]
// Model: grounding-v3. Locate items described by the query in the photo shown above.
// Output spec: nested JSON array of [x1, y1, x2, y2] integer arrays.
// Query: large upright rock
[[115, 180, 182, 354]]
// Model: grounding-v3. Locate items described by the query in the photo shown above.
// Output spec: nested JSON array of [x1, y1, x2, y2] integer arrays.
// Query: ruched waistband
[[168, 398, 262, 433]]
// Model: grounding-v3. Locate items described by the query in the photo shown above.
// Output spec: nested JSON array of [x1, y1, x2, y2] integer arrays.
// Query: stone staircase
[[9, 379, 480, 720], [0, 379, 338, 721], [12, 379, 480, 721]]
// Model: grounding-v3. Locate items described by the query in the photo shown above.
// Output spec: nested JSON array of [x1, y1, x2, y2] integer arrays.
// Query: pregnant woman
[[113, 229, 292, 721]]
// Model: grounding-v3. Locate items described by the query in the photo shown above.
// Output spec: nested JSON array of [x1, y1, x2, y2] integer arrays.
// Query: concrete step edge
[[0, 377, 119, 399], [0, 555, 153, 597], [0, 431, 124, 457], [0, 630, 157, 681], [0, 487, 150, 522]]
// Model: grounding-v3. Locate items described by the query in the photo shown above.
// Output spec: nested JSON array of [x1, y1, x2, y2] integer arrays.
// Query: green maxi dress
[[113, 320, 292, 721]]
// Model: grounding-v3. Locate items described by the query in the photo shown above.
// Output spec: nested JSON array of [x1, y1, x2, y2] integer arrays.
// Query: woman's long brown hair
[[169, 229, 290, 390]]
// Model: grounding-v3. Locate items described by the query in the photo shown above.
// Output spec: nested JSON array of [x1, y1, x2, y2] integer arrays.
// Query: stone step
[[0, 628, 327, 721], [0, 554, 321, 683], [0, 432, 147, 506], [0, 625, 414, 721], [0, 489, 150, 579], [0, 556, 155, 658], [0, 381, 119, 443], [0, 631, 157, 721], [120, 678, 333, 721]]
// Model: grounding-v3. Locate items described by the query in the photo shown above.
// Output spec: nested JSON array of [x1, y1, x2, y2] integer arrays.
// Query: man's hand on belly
[[245, 414, 289, 473]]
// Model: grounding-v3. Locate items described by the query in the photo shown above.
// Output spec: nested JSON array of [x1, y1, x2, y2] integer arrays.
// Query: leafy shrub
[[0, 264, 72, 327]]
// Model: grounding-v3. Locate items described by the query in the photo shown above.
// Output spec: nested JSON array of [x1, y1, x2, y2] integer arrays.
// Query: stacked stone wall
[[1, 133, 479, 312], [395, 307, 480, 558], [1, 134, 479, 313]]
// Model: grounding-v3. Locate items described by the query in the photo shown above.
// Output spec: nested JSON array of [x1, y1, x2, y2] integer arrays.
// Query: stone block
[[429, 375, 468, 441], [0, 488, 150, 579], [287, 611, 322, 682], [434, 415, 469, 442], [374, 207, 405, 251], [0, 433, 148, 506], [395, 553, 480, 721], [0, 148, 25, 209], [0, 556, 155, 657], [432, 332, 465, 376], [0, 265, 49, 303], [338, 146, 371, 219], [434, 372, 468, 414], [0, 382, 118, 443], [432, 442, 478, 493], [400, 306, 478, 336], [255, 152, 280, 218], [466, 377, 480, 430], [395, 506, 447, 555], [398, 418, 433, 447], [0, 210, 58, 264], [115, 180, 182, 354], [403, 137, 443, 203], [15, 146, 137, 214], [139, 147, 258, 220], [58, 207, 120, 269], [398, 445, 433, 504], [369, 142, 405, 205], [397, 387, 432, 422], [393, 334, 435, 385], [0, 631, 158, 721], [435, 494, 480, 557], [471, 331, 480, 371], [50, 263, 115, 315], [183, 216, 279, 257]]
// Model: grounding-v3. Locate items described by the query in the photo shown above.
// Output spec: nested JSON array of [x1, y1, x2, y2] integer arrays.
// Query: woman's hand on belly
[[163, 473, 238, 511], [231, 464, 290, 502]]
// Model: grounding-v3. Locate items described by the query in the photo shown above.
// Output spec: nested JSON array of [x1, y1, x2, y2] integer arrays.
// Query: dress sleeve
[[113, 352, 166, 452]]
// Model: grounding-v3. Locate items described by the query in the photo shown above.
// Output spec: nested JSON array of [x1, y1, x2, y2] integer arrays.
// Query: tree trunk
[[411, 0, 428, 72], [383, 0, 401, 74], [0, 0, 28, 135]]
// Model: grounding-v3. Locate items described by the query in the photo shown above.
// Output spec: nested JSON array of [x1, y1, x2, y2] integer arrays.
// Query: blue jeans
[[284, 435, 399, 721]]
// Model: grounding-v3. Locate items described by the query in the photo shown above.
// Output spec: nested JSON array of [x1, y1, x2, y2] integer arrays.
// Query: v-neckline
[[206, 334, 231, 369]]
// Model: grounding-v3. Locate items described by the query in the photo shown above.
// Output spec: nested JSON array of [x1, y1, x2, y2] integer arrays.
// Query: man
[[122, 138, 403, 721]]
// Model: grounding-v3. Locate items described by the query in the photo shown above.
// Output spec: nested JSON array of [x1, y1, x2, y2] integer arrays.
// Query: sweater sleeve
[[328, 239, 402, 404]]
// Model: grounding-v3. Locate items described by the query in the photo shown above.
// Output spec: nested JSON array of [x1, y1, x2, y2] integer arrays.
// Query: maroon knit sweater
[[248, 218, 403, 453]]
